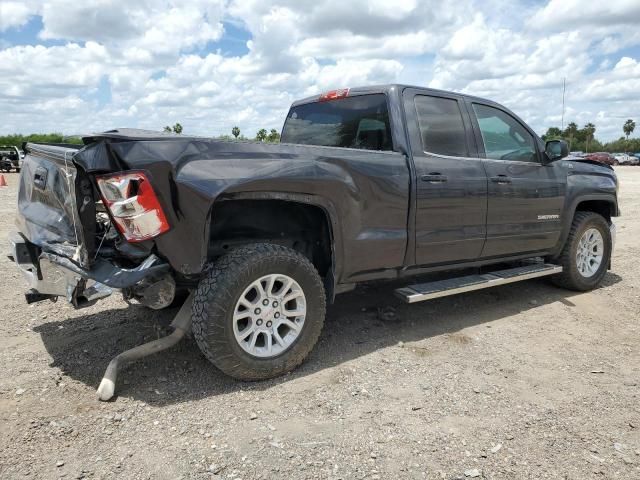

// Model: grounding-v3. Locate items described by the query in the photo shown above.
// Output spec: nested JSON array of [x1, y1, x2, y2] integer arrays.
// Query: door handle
[[490, 175, 511, 184], [421, 173, 448, 183]]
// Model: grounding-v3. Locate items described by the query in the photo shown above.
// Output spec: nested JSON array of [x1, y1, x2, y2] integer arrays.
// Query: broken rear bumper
[[9, 231, 173, 308]]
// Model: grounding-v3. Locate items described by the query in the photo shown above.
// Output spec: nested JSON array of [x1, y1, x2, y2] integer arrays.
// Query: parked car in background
[[0, 145, 22, 172], [613, 153, 639, 165], [569, 151, 584, 157], [585, 152, 617, 165]]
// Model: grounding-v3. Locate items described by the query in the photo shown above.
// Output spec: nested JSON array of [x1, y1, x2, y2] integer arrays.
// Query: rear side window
[[414, 95, 468, 157], [281, 94, 392, 151]]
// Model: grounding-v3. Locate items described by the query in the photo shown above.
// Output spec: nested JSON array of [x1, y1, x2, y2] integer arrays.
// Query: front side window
[[281, 94, 392, 151], [473, 103, 538, 163], [414, 95, 468, 157]]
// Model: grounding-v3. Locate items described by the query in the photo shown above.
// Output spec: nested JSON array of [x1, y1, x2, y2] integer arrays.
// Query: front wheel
[[192, 243, 326, 380], [551, 211, 612, 291]]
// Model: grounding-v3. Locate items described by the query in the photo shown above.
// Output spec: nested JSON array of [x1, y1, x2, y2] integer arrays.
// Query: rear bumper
[[9, 232, 172, 308]]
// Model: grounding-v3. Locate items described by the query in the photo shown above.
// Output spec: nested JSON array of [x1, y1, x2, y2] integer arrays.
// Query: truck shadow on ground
[[34, 272, 622, 406]]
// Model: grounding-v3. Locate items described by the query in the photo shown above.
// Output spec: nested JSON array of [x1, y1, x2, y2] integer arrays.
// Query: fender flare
[[553, 193, 618, 257], [206, 190, 344, 295]]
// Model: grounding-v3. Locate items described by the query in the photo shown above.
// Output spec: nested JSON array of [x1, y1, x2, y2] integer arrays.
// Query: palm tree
[[267, 128, 280, 143], [232, 126, 240, 139], [564, 122, 578, 149], [256, 129, 267, 142], [584, 123, 596, 153], [623, 119, 635, 139], [173, 123, 183, 134]]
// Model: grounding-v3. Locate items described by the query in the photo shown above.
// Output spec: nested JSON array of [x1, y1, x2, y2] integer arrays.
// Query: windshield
[[281, 94, 392, 151]]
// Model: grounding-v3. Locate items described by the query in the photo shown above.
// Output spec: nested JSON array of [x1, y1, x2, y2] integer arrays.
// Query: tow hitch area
[[97, 292, 194, 401]]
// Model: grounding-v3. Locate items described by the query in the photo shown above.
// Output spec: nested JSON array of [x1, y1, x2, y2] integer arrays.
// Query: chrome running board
[[395, 264, 563, 304]]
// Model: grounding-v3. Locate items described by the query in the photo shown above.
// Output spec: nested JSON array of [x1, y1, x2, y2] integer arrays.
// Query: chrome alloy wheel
[[576, 228, 604, 278], [232, 274, 306, 358]]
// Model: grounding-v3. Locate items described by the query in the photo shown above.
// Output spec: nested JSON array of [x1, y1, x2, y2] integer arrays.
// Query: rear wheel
[[192, 243, 326, 380], [551, 211, 611, 291]]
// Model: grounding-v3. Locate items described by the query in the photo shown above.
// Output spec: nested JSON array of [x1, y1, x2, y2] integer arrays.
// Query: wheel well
[[208, 199, 333, 277], [575, 200, 614, 222]]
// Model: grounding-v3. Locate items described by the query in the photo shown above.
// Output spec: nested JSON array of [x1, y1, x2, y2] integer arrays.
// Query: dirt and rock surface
[[0, 167, 639, 480]]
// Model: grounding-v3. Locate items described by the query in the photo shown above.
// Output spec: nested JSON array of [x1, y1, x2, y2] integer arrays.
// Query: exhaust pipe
[[97, 292, 193, 401]]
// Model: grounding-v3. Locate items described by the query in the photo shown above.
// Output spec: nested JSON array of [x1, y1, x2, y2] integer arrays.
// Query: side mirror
[[544, 139, 569, 162]]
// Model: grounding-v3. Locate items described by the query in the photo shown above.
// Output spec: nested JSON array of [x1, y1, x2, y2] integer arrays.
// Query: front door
[[403, 90, 488, 266], [468, 101, 566, 257]]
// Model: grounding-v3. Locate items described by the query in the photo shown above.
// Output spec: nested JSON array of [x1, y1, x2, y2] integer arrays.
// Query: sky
[[0, 0, 639, 141]]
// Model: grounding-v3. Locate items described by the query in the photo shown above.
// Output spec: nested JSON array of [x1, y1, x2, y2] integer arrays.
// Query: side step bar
[[395, 263, 563, 304]]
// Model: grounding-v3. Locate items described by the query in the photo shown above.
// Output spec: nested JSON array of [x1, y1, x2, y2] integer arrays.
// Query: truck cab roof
[[290, 84, 497, 108]]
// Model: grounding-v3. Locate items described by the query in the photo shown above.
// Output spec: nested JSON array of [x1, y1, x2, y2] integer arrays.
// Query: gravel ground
[[0, 167, 638, 480]]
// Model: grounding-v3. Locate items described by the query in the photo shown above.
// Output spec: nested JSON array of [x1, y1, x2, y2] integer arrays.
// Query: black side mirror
[[545, 140, 569, 162]]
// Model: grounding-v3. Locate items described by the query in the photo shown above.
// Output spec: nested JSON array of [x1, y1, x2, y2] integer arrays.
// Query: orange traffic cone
[[0, 175, 6, 187]]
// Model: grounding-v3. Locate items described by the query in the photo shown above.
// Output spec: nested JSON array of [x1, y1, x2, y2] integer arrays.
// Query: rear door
[[468, 101, 566, 257], [403, 89, 488, 266]]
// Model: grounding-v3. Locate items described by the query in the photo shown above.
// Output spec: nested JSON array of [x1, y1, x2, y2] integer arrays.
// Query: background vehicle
[[585, 151, 617, 165], [10, 85, 619, 395], [0, 145, 22, 172], [613, 153, 639, 165]]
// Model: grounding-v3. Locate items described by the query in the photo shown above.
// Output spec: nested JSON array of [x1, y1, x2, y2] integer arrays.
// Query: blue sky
[[1, 0, 639, 140]]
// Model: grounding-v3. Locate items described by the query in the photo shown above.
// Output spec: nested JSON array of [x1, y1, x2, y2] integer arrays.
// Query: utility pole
[[561, 77, 566, 132]]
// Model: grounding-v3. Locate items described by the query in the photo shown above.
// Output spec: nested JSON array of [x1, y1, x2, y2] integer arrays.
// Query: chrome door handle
[[490, 175, 511, 184], [421, 173, 448, 183]]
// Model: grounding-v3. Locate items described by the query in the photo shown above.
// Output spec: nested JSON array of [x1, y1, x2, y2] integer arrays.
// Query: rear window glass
[[281, 94, 392, 151], [414, 95, 468, 157]]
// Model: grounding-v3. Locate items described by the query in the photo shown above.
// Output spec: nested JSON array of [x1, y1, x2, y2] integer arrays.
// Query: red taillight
[[319, 88, 350, 102], [96, 171, 170, 242]]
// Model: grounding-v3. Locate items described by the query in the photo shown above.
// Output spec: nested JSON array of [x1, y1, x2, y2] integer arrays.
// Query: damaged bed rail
[[97, 292, 194, 401]]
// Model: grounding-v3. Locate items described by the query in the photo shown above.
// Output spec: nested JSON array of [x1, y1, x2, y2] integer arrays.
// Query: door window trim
[[402, 88, 480, 159], [467, 100, 542, 165]]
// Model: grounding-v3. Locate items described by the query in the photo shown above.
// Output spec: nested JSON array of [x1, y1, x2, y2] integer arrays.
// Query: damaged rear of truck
[[10, 122, 405, 398], [13, 135, 185, 309], [11, 130, 353, 311]]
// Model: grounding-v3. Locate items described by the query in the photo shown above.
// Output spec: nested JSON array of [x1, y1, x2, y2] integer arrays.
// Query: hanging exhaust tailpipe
[[97, 292, 193, 401]]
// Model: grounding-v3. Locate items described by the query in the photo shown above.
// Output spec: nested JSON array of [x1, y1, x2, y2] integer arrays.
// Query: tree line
[[163, 124, 281, 143], [0, 133, 83, 148], [542, 119, 637, 153]]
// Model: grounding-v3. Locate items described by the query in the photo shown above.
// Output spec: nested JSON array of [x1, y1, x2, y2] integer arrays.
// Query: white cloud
[[0, 1, 38, 31], [0, 0, 638, 141], [530, 0, 640, 29]]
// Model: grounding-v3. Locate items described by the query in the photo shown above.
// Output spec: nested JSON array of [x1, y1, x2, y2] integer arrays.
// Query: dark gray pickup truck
[[10, 84, 618, 399]]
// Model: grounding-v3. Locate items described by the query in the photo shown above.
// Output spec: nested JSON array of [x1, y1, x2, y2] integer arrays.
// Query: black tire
[[551, 211, 612, 291], [192, 243, 326, 380]]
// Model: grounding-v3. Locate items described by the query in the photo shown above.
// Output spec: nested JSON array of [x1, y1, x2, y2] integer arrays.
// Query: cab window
[[472, 103, 537, 163], [414, 95, 468, 157]]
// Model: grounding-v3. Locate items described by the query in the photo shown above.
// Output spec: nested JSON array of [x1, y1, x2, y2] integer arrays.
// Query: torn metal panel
[[17, 144, 89, 266]]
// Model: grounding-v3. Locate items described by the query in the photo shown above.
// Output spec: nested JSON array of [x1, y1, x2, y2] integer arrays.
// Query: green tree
[[563, 122, 578, 149], [583, 123, 596, 153], [623, 119, 635, 140], [0, 133, 83, 148], [542, 127, 562, 141], [173, 123, 183, 134], [163, 126, 172, 133], [232, 126, 240, 139], [267, 128, 280, 143], [256, 128, 267, 142]]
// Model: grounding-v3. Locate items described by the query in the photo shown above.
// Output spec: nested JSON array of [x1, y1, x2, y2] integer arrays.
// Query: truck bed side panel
[[80, 139, 411, 282]]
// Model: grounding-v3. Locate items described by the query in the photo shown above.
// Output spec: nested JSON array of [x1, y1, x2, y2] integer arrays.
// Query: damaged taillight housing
[[96, 171, 170, 242]]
